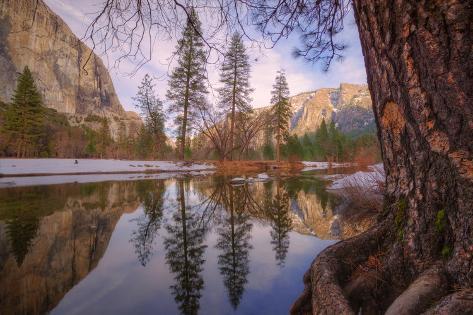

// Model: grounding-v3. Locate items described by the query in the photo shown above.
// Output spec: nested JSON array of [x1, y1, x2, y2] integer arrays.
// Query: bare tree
[[234, 110, 269, 159], [84, 1, 349, 71], [193, 105, 232, 160]]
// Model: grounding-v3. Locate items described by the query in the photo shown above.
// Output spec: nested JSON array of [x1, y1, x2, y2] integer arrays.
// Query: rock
[[230, 177, 246, 183], [256, 173, 270, 181], [0, 0, 142, 140], [253, 83, 374, 146]]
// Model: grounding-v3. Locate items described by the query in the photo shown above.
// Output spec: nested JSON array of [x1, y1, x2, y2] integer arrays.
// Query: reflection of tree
[[0, 186, 72, 265], [164, 179, 207, 315], [130, 181, 166, 266], [215, 185, 253, 309], [266, 182, 292, 267]]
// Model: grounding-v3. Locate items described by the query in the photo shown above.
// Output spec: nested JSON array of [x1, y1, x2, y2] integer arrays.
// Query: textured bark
[[292, 0, 473, 313], [354, 0, 473, 282]]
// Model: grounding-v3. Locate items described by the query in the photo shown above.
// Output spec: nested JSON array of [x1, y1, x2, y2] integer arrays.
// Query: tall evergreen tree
[[270, 70, 291, 162], [218, 32, 253, 160], [167, 9, 208, 160], [314, 118, 329, 160], [97, 118, 111, 159], [134, 74, 166, 156], [3, 66, 45, 157]]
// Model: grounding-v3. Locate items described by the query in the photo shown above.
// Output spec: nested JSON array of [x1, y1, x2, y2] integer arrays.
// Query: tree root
[[385, 263, 448, 315], [290, 223, 388, 315], [423, 289, 473, 314]]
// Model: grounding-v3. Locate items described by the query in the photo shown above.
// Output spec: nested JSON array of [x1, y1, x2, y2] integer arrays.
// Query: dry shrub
[[340, 165, 385, 212], [353, 145, 381, 167]]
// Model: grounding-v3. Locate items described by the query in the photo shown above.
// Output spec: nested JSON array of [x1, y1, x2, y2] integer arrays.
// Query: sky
[[43, 0, 367, 113]]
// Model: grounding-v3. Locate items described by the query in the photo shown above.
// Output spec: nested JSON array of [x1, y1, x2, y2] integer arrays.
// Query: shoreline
[[1, 158, 346, 177]]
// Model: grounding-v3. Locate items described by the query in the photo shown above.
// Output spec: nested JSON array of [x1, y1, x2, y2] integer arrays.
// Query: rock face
[[258, 83, 374, 137], [0, 0, 142, 139]]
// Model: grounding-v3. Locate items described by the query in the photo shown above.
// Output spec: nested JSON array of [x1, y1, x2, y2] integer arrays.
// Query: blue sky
[[44, 0, 367, 113]]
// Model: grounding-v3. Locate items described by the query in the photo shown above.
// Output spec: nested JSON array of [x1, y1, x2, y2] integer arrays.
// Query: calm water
[[0, 174, 367, 315]]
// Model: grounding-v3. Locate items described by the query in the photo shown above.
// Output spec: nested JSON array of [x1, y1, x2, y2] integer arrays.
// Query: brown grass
[[339, 165, 385, 212], [211, 160, 304, 175]]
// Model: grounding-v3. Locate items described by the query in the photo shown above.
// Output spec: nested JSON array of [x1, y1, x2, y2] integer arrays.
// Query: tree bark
[[293, 1, 473, 313], [353, 0, 473, 283]]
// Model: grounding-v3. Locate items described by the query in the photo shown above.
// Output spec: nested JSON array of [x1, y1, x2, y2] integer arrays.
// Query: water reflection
[[131, 180, 166, 266], [164, 179, 207, 315], [266, 182, 293, 267], [0, 182, 141, 315], [214, 182, 253, 309], [0, 174, 373, 315]]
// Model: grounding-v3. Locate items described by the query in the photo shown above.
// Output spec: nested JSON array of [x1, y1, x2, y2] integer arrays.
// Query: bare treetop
[[84, 0, 351, 72]]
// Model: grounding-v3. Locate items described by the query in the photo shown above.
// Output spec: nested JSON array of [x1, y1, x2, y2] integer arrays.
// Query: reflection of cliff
[[0, 182, 141, 315], [287, 179, 374, 240], [196, 176, 373, 241]]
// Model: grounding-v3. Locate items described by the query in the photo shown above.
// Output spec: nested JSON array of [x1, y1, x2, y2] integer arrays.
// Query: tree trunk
[[354, 0, 473, 282], [229, 64, 237, 161], [276, 133, 280, 162], [181, 78, 190, 161], [292, 1, 473, 313]]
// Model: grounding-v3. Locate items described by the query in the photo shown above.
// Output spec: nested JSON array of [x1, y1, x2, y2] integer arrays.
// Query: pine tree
[[218, 32, 253, 160], [270, 70, 291, 162], [97, 118, 111, 159], [314, 118, 329, 159], [3, 66, 45, 157], [134, 74, 166, 156], [166, 9, 208, 160]]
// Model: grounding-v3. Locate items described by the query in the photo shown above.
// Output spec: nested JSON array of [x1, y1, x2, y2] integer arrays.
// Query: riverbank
[[0, 159, 216, 176], [0, 158, 356, 177], [0, 158, 365, 188]]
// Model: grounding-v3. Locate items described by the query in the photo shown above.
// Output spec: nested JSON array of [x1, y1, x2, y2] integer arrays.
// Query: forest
[[0, 67, 379, 164]]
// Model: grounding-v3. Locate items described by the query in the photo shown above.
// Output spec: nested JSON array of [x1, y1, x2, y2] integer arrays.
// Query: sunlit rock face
[[0, 182, 141, 315], [254, 83, 374, 145], [0, 0, 142, 140]]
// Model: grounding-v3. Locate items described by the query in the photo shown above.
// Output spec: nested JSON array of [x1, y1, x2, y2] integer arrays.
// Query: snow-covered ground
[[0, 159, 215, 176], [302, 161, 354, 171], [0, 171, 214, 188], [327, 164, 385, 190]]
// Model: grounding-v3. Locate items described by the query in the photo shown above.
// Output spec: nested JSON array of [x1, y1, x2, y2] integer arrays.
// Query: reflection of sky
[[51, 179, 336, 315]]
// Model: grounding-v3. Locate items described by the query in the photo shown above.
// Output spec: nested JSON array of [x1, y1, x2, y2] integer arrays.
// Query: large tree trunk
[[355, 0, 473, 281], [292, 1, 473, 313]]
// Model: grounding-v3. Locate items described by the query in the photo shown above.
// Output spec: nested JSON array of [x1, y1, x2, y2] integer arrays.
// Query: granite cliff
[[0, 0, 142, 139], [257, 83, 374, 137]]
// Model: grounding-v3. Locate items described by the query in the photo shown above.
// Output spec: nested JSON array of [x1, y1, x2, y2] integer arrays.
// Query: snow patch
[[301, 161, 354, 172], [0, 159, 215, 176], [327, 164, 384, 190]]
